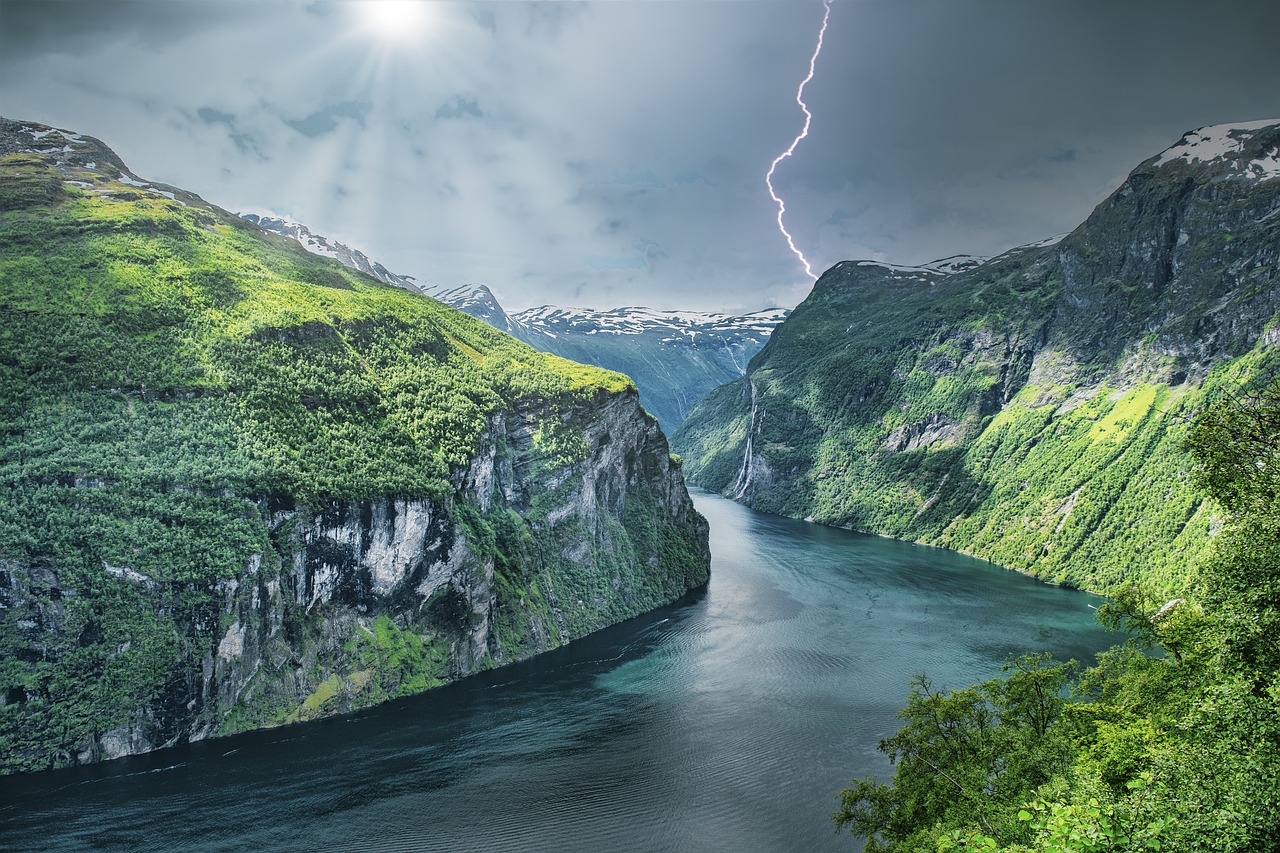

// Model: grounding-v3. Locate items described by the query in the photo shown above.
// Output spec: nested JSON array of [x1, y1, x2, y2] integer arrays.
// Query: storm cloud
[[2, 0, 1279, 312]]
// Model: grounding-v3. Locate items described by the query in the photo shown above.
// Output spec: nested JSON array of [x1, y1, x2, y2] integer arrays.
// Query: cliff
[[0, 119, 709, 773], [674, 119, 1280, 596]]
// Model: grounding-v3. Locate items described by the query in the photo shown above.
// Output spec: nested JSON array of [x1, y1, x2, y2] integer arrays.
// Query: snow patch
[[103, 561, 154, 586], [1155, 119, 1280, 169], [514, 304, 789, 339], [1246, 147, 1280, 181], [852, 255, 988, 279], [1018, 233, 1068, 250]]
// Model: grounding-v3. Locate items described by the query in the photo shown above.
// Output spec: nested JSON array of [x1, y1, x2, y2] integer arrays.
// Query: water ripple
[[0, 492, 1118, 853]]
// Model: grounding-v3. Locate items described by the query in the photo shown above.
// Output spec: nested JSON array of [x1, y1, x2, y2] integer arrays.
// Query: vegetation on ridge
[[0, 137, 707, 774], [674, 126, 1280, 597], [832, 377, 1280, 851]]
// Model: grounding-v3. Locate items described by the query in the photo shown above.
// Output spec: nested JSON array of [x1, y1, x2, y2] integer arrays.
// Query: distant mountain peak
[[1152, 119, 1280, 180], [239, 212, 424, 293], [230, 208, 785, 431], [833, 254, 989, 283], [1, 118, 129, 174], [918, 255, 988, 275], [1, 117, 204, 209], [425, 283, 518, 333], [237, 215, 513, 333], [512, 304, 788, 342]]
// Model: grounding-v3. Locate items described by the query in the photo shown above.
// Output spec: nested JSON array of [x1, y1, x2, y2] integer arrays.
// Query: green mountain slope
[[507, 306, 786, 433], [0, 119, 709, 773], [675, 120, 1280, 596]]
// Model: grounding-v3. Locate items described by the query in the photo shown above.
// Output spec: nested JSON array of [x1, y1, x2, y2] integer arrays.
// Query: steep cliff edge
[[0, 119, 708, 773], [675, 120, 1280, 596]]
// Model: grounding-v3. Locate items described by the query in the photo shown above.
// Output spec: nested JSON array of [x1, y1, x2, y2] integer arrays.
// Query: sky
[[3, 0, 1280, 314]]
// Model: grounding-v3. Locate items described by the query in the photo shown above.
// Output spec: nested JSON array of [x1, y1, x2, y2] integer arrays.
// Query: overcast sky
[[3, 0, 1280, 312]]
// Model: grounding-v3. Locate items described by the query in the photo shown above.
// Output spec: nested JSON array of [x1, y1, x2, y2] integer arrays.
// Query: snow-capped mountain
[[1151, 118, 1280, 179], [235, 211, 787, 431], [240, 212, 424, 293], [511, 305, 787, 343], [507, 305, 788, 430]]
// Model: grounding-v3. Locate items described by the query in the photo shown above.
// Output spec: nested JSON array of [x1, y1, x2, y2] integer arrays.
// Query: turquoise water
[[0, 491, 1119, 852]]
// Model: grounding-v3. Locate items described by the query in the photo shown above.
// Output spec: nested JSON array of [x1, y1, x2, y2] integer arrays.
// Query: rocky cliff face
[[0, 119, 709, 773], [3, 388, 706, 766], [675, 120, 1280, 595]]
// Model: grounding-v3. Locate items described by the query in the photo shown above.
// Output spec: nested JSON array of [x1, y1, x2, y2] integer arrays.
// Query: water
[[0, 491, 1119, 852]]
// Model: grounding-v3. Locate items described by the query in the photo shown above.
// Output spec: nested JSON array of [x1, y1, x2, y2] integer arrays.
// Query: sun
[[359, 0, 431, 42]]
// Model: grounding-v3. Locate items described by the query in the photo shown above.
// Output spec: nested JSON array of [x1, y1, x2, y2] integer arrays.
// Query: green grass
[[0, 150, 652, 773], [676, 178, 1280, 598]]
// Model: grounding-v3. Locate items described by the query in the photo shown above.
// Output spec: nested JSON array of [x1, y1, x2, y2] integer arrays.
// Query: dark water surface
[[0, 491, 1119, 852]]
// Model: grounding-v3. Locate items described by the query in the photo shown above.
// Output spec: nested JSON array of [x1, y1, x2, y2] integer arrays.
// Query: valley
[[243, 212, 788, 434], [3, 110, 1280, 852]]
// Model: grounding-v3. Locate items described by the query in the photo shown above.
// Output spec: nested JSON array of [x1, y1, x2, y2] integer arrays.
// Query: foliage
[[0, 148, 657, 773], [676, 155, 1280, 598], [834, 655, 1076, 851], [833, 377, 1280, 852], [510, 325, 756, 433], [673, 254, 1222, 596], [1185, 379, 1280, 688]]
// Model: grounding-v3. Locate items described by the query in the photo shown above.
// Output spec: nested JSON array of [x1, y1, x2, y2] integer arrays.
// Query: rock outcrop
[[675, 120, 1280, 595], [0, 119, 709, 773]]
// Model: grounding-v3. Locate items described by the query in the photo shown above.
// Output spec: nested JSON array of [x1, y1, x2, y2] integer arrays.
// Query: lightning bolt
[[766, 0, 832, 280]]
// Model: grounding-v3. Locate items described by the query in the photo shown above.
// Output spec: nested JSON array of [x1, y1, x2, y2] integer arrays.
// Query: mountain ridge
[[0, 117, 710, 773], [674, 118, 1280, 596], [239, 211, 788, 431]]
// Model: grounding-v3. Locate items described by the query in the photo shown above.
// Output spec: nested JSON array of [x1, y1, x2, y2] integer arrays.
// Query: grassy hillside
[[516, 326, 765, 433], [675, 121, 1280, 596], [0, 144, 631, 553], [0, 124, 711, 772]]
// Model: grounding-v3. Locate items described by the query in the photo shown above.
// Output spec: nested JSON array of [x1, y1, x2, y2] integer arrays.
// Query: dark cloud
[[286, 101, 370, 138], [3, 0, 1280, 313], [195, 106, 262, 157], [0, 0, 236, 58], [435, 97, 483, 120], [197, 107, 234, 124]]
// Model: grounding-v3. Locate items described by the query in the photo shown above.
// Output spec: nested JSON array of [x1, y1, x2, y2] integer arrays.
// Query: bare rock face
[[2, 388, 708, 768]]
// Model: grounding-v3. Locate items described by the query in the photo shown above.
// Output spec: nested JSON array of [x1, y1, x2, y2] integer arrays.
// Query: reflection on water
[[0, 491, 1118, 852]]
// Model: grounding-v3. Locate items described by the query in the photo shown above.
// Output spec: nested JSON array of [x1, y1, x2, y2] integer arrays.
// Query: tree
[[834, 655, 1075, 850], [1185, 379, 1280, 691]]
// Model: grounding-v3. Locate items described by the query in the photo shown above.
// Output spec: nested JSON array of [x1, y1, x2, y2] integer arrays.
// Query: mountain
[[505, 305, 788, 432], [674, 119, 1280, 596], [239, 212, 788, 432], [0, 118, 709, 773], [238, 212, 424, 293], [433, 282, 522, 333]]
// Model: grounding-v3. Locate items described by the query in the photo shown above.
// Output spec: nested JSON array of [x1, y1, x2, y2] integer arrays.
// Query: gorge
[[0, 490, 1119, 853], [4, 109, 1280, 851]]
